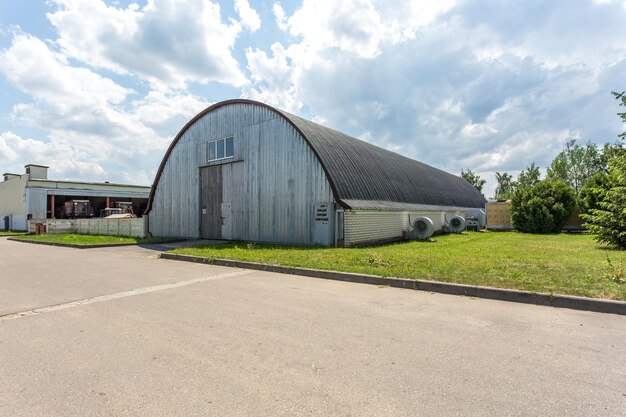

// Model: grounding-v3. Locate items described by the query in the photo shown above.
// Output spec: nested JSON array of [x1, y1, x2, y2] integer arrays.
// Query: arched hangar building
[[145, 99, 486, 247]]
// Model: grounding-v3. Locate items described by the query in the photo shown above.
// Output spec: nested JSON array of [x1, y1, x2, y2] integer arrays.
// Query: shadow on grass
[[184, 239, 439, 253], [191, 241, 329, 252]]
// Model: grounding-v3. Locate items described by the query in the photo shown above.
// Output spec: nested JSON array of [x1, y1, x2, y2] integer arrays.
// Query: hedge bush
[[511, 179, 576, 233]]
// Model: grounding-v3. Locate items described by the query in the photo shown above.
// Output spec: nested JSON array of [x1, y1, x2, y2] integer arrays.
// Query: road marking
[[0, 269, 254, 321]]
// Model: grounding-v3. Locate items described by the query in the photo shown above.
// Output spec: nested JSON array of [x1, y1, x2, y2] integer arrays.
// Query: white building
[[0, 164, 151, 231]]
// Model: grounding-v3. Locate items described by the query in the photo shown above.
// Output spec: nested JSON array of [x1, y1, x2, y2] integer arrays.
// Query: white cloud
[[247, 0, 462, 115], [595, 0, 626, 9], [243, 42, 301, 112], [283, 0, 385, 59], [272, 2, 288, 31], [2, 0, 626, 199], [274, 0, 456, 61], [130, 90, 211, 128], [246, 0, 626, 198], [0, 131, 105, 180], [235, 0, 261, 32], [0, 33, 131, 108], [47, 0, 249, 88], [0, 33, 146, 148], [0, 31, 210, 184]]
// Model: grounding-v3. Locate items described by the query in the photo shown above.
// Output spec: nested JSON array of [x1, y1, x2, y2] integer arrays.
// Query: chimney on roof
[[25, 164, 49, 180]]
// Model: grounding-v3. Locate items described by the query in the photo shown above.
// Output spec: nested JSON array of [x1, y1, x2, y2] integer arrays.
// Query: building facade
[[146, 99, 486, 246], [0, 164, 150, 231]]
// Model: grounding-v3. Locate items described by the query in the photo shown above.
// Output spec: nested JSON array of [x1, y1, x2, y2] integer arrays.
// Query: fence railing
[[45, 217, 147, 238], [486, 202, 584, 231]]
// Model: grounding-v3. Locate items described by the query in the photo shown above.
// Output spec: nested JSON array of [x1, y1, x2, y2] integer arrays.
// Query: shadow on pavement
[[137, 239, 226, 252]]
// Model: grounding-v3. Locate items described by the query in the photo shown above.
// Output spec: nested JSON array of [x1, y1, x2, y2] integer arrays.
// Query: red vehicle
[[61, 200, 94, 218]]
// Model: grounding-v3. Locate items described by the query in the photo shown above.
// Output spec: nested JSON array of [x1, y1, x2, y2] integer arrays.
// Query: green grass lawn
[[0, 230, 28, 236], [13, 234, 178, 246], [171, 232, 626, 300]]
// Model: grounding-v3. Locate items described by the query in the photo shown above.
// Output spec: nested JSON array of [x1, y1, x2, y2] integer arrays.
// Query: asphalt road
[[1, 237, 625, 416]]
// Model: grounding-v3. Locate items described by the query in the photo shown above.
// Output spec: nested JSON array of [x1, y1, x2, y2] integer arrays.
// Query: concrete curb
[[159, 252, 626, 316], [7, 237, 139, 249]]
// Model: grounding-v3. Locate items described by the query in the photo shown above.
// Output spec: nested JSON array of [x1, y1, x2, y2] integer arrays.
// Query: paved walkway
[[1, 237, 625, 416]]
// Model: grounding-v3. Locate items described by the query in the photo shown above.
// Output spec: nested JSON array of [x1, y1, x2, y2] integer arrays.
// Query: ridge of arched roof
[[278, 111, 486, 209], [145, 99, 486, 214]]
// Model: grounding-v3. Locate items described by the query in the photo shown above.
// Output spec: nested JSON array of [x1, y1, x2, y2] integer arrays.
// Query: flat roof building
[[0, 164, 150, 231]]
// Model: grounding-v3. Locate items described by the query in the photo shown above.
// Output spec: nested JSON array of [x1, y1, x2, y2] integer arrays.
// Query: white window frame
[[207, 137, 234, 162]]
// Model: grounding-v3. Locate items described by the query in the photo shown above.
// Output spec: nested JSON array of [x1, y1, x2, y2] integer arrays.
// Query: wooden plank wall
[[221, 161, 244, 239], [485, 202, 513, 230], [149, 103, 334, 245], [200, 166, 223, 238]]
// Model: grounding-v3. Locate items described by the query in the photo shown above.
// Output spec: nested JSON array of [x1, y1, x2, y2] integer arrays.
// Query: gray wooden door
[[220, 161, 244, 240], [200, 166, 223, 239]]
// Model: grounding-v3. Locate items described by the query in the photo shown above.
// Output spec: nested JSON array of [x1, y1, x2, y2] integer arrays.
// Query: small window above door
[[207, 137, 234, 162]]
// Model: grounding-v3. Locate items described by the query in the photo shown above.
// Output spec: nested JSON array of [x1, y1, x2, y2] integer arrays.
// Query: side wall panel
[[343, 210, 464, 246], [0, 176, 28, 218], [26, 188, 48, 219]]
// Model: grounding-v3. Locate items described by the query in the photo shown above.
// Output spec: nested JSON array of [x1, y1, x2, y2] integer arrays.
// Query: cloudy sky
[[1, 0, 625, 197]]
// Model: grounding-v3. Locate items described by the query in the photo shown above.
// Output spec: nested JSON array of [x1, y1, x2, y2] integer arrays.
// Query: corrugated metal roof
[[145, 99, 486, 213], [275, 110, 486, 210]]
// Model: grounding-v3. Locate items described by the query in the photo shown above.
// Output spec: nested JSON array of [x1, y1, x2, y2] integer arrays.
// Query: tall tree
[[494, 172, 515, 200], [582, 91, 626, 248], [546, 139, 605, 193], [517, 162, 541, 189], [615, 90, 626, 139], [600, 141, 625, 167], [583, 154, 626, 248], [460, 169, 486, 194]]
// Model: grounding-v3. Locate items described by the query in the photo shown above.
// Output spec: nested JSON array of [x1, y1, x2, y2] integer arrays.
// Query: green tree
[[546, 139, 605, 193], [600, 141, 625, 167], [582, 91, 626, 248], [517, 162, 541, 189], [615, 91, 626, 138], [582, 157, 626, 248], [510, 179, 576, 234], [578, 171, 612, 215], [460, 169, 486, 194], [494, 172, 515, 200]]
